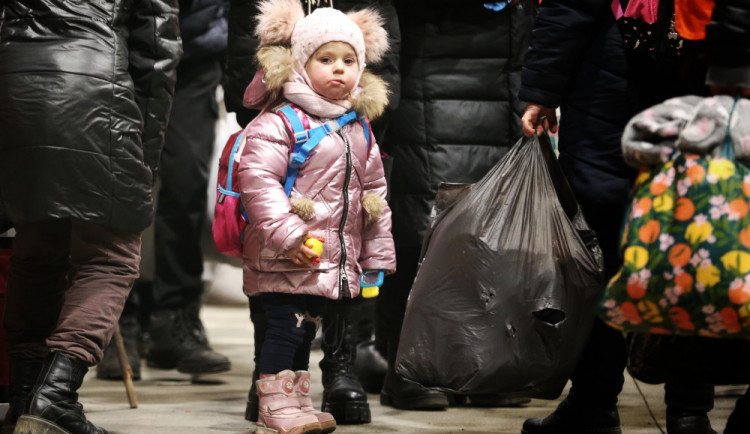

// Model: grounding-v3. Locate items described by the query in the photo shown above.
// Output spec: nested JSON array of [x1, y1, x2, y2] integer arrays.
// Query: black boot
[[379, 330, 448, 411], [14, 352, 106, 434], [352, 298, 387, 394], [245, 296, 266, 422], [1, 356, 43, 433], [724, 387, 750, 434], [146, 308, 230, 374], [320, 298, 371, 424], [521, 395, 621, 434], [521, 319, 626, 434], [665, 382, 717, 434], [96, 314, 141, 380]]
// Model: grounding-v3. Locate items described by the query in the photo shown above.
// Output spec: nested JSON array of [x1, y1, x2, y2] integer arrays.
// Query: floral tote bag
[[600, 98, 750, 339]]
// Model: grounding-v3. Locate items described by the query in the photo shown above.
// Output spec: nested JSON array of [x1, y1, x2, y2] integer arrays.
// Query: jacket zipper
[[337, 130, 351, 299]]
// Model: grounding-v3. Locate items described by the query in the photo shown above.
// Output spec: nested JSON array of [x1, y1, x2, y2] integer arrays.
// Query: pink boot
[[256, 370, 322, 434], [295, 371, 336, 433]]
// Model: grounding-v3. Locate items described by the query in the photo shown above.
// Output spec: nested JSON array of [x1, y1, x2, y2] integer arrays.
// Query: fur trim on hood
[[249, 45, 389, 120]]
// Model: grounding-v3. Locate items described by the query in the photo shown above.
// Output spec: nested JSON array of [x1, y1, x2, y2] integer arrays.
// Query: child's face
[[305, 41, 359, 101]]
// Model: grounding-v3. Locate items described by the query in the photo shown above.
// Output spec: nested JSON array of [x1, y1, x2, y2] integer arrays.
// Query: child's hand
[[285, 236, 325, 265]]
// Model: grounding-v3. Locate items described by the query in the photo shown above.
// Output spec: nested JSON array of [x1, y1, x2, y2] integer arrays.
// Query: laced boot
[[294, 371, 336, 433], [96, 314, 141, 380], [521, 395, 621, 434], [1, 356, 43, 434], [255, 370, 321, 434], [147, 308, 231, 374], [14, 352, 107, 434], [379, 331, 448, 411], [246, 296, 267, 422], [319, 300, 370, 424]]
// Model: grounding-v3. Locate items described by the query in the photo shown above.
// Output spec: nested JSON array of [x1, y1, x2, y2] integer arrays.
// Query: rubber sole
[[14, 415, 71, 434], [380, 390, 449, 411], [321, 399, 371, 424]]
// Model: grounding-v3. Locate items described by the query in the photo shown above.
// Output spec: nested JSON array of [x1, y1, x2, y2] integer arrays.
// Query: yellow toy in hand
[[304, 237, 324, 259]]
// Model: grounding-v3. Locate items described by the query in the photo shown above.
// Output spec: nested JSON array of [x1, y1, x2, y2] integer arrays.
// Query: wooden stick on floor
[[113, 324, 138, 408]]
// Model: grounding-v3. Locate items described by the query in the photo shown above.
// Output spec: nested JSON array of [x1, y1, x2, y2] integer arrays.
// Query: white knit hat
[[291, 8, 366, 74]]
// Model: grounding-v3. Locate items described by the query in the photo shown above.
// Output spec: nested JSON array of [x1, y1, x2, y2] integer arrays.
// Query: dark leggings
[[257, 293, 327, 375]]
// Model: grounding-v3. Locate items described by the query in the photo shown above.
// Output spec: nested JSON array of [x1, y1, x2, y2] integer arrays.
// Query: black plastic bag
[[395, 134, 605, 399]]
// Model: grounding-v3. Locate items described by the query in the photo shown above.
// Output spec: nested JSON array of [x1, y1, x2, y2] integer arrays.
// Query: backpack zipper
[[337, 130, 351, 299]]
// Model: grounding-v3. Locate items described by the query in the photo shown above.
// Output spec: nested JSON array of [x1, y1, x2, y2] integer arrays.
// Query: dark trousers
[[4, 219, 140, 365], [150, 59, 222, 310], [257, 293, 327, 375], [376, 246, 420, 352]]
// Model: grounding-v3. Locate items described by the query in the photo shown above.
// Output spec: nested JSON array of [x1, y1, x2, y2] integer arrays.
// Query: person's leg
[[320, 297, 371, 424], [724, 386, 750, 434], [378, 246, 449, 410], [522, 318, 626, 434], [245, 295, 267, 422], [147, 59, 230, 374], [16, 219, 140, 434], [665, 382, 716, 434], [3, 219, 70, 430], [255, 293, 320, 433]]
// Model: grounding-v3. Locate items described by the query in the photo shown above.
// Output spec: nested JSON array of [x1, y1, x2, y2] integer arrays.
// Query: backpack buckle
[[294, 130, 309, 144]]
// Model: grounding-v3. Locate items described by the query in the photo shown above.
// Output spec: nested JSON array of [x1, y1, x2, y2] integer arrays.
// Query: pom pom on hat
[[254, 0, 389, 75]]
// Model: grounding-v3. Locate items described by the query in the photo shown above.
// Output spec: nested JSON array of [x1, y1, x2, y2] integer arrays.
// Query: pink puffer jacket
[[237, 106, 396, 299]]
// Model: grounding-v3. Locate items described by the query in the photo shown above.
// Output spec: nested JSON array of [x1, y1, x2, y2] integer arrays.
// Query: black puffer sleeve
[[128, 0, 182, 179], [705, 0, 750, 89], [519, 0, 611, 108], [224, 0, 261, 127]]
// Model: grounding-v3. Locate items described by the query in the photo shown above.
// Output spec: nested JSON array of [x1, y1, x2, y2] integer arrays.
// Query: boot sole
[[321, 400, 371, 424], [177, 360, 231, 375], [380, 391, 448, 411], [521, 427, 622, 434], [255, 421, 322, 434], [14, 415, 70, 434]]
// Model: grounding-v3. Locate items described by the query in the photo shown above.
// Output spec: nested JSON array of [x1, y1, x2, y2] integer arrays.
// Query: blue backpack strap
[[359, 117, 371, 151], [279, 109, 360, 196]]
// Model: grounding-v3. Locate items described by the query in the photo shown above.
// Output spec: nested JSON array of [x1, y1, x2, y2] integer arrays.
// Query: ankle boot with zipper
[[1, 356, 43, 434], [294, 371, 335, 433], [319, 299, 370, 424], [14, 352, 107, 434], [379, 330, 448, 411], [255, 370, 321, 434]]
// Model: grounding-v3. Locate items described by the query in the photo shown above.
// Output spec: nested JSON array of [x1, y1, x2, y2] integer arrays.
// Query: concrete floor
[[69, 303, 742, 434]]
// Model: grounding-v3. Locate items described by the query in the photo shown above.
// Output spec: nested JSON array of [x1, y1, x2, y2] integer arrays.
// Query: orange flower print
[[728, 198, 749, 219], [674, 272, 693, 294], [668, 306, 695, 331], [728, 278, 750, 305], [626, 274, 647, 300], [668, 243, 692, 268], [720, 307, 742, 334], [741, 227, 750, 248], [638, 220, 660, 244], [634, 197, 652, 216], [620, 301, 642, 325], [674, 197, 695, 221], [686, 163, 705, 184]]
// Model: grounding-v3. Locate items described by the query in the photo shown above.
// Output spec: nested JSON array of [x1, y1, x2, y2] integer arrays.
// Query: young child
[[238, 0, 395, 433]]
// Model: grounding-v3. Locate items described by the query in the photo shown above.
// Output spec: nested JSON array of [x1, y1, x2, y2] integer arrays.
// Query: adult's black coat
[[384, 0, 535, 250], [0, 0, 181, 233]]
